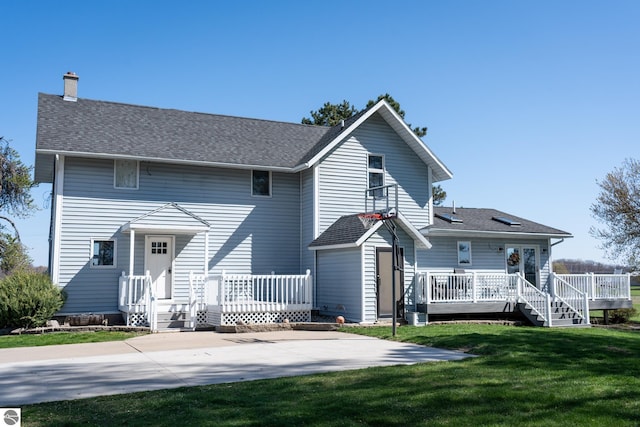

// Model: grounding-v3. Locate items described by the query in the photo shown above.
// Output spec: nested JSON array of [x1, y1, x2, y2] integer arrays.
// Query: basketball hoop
[[358, 212, 383, 229]]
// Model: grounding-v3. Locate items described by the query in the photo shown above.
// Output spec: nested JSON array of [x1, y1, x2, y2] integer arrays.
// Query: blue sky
[[2, 1, 639, 267]]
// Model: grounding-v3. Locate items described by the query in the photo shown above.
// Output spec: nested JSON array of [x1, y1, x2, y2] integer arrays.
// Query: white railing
[[516, 273, 551, 326], [556, 273, 631, 300], [188, 272, 209, 330], [415, 272, 518, 304], [118, 271, 157, 331], [206, 270, 313, 313], [551, 273, 590, 325]]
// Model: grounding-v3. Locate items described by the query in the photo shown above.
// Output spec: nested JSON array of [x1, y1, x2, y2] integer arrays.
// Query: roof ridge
[[38, 92, 331, 130]]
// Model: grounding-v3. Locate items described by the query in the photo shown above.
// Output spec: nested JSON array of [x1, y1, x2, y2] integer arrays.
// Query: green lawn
[[21, 324, 640, 427], [0, 331, 145, 348]]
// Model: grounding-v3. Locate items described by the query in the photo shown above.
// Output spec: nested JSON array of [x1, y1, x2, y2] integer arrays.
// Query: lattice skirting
[[206, 308, 311, 326], [126, 312, 150, 327], [196, 310, 210, 327]]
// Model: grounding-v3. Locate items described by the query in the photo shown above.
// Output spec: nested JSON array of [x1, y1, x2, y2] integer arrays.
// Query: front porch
[[119, 270, 313, 331], [412, 271, 632, 327]]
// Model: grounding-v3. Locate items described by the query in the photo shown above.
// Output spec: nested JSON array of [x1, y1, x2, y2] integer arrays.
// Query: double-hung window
[[368, 154, 385, 198]]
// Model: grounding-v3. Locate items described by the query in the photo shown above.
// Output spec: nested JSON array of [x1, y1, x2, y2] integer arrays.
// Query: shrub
[[609, 307, 638, 324], [0, 271, 65, 329]]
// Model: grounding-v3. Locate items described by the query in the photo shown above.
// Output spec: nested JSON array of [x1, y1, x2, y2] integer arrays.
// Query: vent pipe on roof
[[63, 72, 79, 102], [452, 201, 456, 214], [340, 119, 345, 129]]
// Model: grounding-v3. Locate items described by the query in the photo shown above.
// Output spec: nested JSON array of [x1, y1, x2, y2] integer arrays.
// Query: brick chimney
[[63, 72, 79, 101]]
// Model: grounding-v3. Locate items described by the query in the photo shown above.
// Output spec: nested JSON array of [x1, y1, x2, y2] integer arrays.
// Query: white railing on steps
[[118, 271, 157, 331], [550, 273, 590, 325], [516, 273, 551, 326]]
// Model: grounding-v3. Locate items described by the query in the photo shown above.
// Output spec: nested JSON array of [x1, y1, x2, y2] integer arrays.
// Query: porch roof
[[309, 211, 431, 250], [424, 207, 572, 239], [120, 203, 210, 234]]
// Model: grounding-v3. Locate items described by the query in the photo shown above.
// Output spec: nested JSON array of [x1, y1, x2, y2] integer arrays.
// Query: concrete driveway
[[0, 330, 471, 406]]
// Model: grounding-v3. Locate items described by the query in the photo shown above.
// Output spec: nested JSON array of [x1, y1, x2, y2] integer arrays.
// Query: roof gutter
[[423, 228, 573, 240], [35, 149, 297, 173]]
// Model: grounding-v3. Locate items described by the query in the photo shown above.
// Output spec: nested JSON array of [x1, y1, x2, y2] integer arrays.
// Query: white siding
[[363, 224, 416, 322], [317, 113, 431, 234], [418, 236, 552, 288], [316, 248, 362, 322], [300, 168, 315, 275], [57, 157, 301, 313]]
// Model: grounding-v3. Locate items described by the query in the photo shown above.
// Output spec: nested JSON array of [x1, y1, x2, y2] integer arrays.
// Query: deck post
[[129, 229, 135, 276], [204, 231, 209, 275], [590, 273, 596, 300], [545, 292, 552, 327], [472, 271, 478, 303]]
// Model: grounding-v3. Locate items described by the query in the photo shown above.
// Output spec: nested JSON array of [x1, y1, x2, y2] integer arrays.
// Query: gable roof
[[35, 94, 452, 184], [297, 100, 452, 182], [424, 207, 572, 239], [309, 212, 431, 250], [121, 202, 210, 234]]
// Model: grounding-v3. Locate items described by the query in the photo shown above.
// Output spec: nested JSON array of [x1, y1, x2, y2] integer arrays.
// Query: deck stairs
[[156, 311, 190, 329], [517, 300, 589, 328]]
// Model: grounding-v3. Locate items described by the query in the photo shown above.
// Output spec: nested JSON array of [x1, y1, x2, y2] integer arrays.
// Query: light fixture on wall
[[498, 247, 504, 252], [542, 248, 548, 254]]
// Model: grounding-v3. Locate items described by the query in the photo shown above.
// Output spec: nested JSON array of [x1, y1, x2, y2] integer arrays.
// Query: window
[[151, 240, 168, 254], [114, 159, 139, 189], [252, 170, 271, 197], [457, 241, 471, 265], [368, 154, 384, 198], [91, 239, 116, 268]]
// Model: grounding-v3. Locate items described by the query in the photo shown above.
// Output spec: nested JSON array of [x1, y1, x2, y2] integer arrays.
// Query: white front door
[[146, 236, 174, 300]]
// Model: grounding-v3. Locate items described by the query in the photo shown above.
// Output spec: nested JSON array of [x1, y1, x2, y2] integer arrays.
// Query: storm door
[[506, 246, 538, 287], [145, 236, 174, 299]]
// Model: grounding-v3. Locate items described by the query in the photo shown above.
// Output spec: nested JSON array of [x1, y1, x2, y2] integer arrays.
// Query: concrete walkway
[[0, 330, 471, 406]]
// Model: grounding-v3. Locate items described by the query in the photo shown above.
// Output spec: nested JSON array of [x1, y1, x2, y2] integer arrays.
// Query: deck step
[[517, 301, 590, 328], [156, 311, 190, 329]]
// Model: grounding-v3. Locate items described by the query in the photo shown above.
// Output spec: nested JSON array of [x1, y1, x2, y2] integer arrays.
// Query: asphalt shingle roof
[[36, 93, 332, 169], [427, 207, 571, 237], [309, 214, 372, 247]]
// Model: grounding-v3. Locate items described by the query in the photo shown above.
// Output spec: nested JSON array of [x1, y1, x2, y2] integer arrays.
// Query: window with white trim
[[457, 241, 471, 265], [252, 170, 271, 197], [368, 154, 384, 198], [114, 159, 139, 189], [91, 239, 116, 268]]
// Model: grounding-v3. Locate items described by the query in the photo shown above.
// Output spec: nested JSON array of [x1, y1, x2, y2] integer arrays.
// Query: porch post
[[204, 230, 209, 275], [129, 229, 135, 276]]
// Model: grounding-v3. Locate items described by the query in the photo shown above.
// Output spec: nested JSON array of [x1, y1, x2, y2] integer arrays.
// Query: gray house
[[34, 73, 631, 329]]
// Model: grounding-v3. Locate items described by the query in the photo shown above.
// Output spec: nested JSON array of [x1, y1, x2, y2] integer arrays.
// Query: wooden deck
[[412, 271, 632, 325]]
